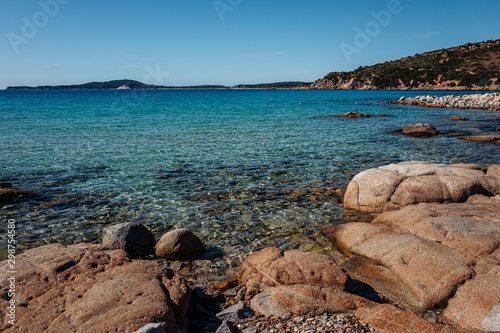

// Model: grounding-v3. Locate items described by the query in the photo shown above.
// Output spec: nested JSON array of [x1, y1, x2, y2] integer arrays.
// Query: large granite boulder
[[0, 243, 189, 333], [372, 202, 500, 257], [239, 247, 370, 316], [354, 303, 461, 333], [344, 161, 500, 213], [442, 263, 500, 332], [334, 222, 474, 312], [102, 222, 156, 259]]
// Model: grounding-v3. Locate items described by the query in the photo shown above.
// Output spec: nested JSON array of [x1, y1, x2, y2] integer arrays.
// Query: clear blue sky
[[1, 0, 499, 89]]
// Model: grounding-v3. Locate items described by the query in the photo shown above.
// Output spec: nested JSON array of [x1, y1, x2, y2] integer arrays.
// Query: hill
[[305, 39, 500, 90], [6, 80, 310, 90], [5, 79, 228, 90], [232, 81, 310, 89]]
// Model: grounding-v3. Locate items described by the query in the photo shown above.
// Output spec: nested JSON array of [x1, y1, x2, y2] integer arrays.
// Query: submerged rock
[[399, 123, 439, 137], [335, 111, 388, 118], [448, 115, 468, 120], [0, 187, 38, 203], [155, 228, 205, 260], [102, 222, 156, 259], [460, 134, 500, 143]]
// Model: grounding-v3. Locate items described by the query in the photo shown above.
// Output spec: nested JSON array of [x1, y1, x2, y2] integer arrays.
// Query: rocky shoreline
[[2, 162, 500, 332], [389, 93, 500, 111]]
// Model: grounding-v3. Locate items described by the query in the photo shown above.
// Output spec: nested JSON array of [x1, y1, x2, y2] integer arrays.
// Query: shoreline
[[2, 161, 499, 332], [389, 92, 500, 111]]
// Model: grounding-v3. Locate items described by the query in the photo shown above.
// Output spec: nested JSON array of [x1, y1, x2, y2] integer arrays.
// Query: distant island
[[5, 80, 309, 90], [303, 39, 500, 90]]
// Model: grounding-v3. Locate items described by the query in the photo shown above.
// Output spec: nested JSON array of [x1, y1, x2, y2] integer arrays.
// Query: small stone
[[0, 182, 13, 188], [216, 302, 254, 322], [155, 228, 205, 259], [215, 321, 237, 333], [102, 222, 156, 258], [133, 323, 167, 333]]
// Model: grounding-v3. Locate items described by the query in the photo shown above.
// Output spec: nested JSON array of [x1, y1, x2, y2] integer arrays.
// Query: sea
[[1, 89, 499, 274]]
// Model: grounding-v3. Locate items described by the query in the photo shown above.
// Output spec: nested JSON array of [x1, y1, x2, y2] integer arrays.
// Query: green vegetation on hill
[[7, 79, 163, 90], [232, 81, 311, 89], [7, 80, 310, 90], [317, 39, 500, 90]]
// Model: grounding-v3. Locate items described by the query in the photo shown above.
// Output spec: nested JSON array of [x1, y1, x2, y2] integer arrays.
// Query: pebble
[[231, 313, 374, 333]]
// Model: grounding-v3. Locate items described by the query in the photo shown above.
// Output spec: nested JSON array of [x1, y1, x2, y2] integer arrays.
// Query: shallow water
[[1, 89, 499, 273]]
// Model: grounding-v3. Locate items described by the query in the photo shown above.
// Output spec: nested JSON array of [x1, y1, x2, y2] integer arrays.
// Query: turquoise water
[[1, 89, 499, 268]]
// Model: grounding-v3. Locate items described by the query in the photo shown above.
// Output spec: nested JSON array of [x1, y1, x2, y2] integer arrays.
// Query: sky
[[1, 0, 499, 89]]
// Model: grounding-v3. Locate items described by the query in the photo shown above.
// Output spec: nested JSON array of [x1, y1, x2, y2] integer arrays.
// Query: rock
[[249, 284, 372, 317], [0, 243, 190, 333], [133, 323, 167, 333], [400, 123, 439, 137], [466, 194, 500, 208], [344, 161, 500, 213], [0, 182, 12, 188], [487, 164, 500, 176], [215, 321, 237, 333], [239, 247, 369, 317], [240, 247, 349, 296], [372, 203, 500, 257], [442, 266, 500, 332], [249, 290, 292, 317], [448, 116, 468, 120], [0, 187, 38, 203], [102, 222, 156, 259], [336, 111, 387, 118], [355, 303, 460, 333], [334, 222, 474, 312], [216, 302, 254, 321], [460, 134, 500, 142], [390, 93, 500, 111], [155, 228, 205, 260], [450, 163, 486, 173]]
